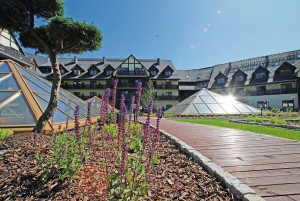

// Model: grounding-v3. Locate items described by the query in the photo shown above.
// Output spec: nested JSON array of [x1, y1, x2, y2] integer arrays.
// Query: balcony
[[157, 96, 179, 100], [245, 88, 297, 96], [117, 69, 147, 76], [63, 84, 108, 89], [155, 84, 178, 89]]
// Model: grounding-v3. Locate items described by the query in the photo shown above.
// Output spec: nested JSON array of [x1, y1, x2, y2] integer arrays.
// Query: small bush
[[271, 107, 280, 113], [246, 117, 253, 122], [269, 117, 286, 124], [0, 129, 13, 140], [253, 116, 263, 123]]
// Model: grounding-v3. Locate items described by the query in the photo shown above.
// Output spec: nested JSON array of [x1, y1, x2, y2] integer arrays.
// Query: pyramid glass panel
[[232, 103, 252, 113], [206, 104, 227, 114], [0, 74, 7, 79], [0, 62, 11, 73], [24, 77, 49, 94], [194, 104, 212, 114], [166, 89, 260, 115], [0, 93, 36, 125], [0, 92, 15, 103], [34, 95, 73, 123], [0, 74, 20, 90], [16, 65, 37, 79]]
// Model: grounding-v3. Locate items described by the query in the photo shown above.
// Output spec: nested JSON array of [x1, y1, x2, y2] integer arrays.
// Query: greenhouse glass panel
[[0, 93, 36, 125], [193, 96, 204, 104], [0, 62, 11, 73], [220, 103, 240, 114], [26, 76, 52, 92], [194, 104, 212, 114], [0, 92, 15, 103], [0, 75, 20, 90], [200, 95, 217, 103], [24, 77, 49, 94], [15, 65, 37, 79], [206, 104, 227, 114], [200, 90, 210, 96], [187, 105, 199, 114], [0, 74, 7, 79], [232, 103, 252, 113], [213, 96, 226, 104]]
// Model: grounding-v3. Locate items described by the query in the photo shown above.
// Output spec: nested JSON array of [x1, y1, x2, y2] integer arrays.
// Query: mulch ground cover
[[0, 131, 233, 200]]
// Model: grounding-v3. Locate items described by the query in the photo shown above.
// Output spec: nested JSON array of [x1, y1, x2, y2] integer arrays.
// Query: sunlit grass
[[176, 119, 300, 141]]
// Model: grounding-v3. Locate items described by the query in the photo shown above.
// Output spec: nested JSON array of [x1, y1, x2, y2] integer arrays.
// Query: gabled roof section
[[275, 61, 297, 72], [252, 66, 270, 75], [165, 88, 260, 115], [232, 69, 247, 77], [214, 72, 227, 80], [0, 59, 100, 133], [71, 64, 85, 72], [114, 54, 149, 77], [59, 64, 69, 72]]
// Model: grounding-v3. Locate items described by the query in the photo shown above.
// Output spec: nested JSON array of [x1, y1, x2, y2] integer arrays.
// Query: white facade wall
[[245, 93, 298, 109]]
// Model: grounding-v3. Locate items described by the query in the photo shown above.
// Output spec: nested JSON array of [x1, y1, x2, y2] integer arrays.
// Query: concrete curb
[[142, 122, 265, 201]]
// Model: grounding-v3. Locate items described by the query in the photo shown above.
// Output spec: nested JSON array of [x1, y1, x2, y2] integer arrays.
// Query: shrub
[[246, 117, 253, 122], [271, 107, 280, 113], [0, 129, 13, 140], [269, 117, 286, 124], [253, 116, 263, 123]]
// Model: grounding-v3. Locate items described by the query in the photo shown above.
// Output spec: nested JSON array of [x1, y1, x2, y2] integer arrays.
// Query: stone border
[[142, 122, 265, 201], [230, 119, 300, 130]]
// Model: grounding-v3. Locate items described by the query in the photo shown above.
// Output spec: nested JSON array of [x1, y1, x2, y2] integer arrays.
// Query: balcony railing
[[155, 84, 178, 89], [117, 70, 147, 76], [245, 88, 297, 96], [63, 84, 109, 89], [157, 96, 179, 100]]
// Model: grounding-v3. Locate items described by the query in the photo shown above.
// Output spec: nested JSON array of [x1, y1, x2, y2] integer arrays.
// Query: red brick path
[[149, 118, 300, 201]]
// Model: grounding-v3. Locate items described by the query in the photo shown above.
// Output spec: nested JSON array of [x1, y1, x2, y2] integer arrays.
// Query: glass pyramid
[[0, 60, 101, 133], [165, 88, 261, 115], [85, 96, 115, 113]]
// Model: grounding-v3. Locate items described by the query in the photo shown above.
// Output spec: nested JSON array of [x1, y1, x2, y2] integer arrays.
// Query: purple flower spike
[[135, 82, 142, 122], [87, 101, 92, 126], [146, 151, 153, 174], [153, 107, 162, 149], [120, 142, 128, 175], [128, 96, 135, 127], [65, 117, 69, 132], [143, 99, 153, 148], [74, 105, 81, 144], [112, 79, 118, 124]]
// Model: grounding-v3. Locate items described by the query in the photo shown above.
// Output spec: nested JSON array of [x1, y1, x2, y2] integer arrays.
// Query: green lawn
[[176, 119, 300, 141]]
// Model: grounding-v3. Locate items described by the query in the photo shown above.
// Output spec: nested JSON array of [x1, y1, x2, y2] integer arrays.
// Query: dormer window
[[235, 75, 244, 82], [165, 71, 172, 76], [106, 70, 113, 76], [256, 72, 266, 79], [74, 69, 81, 76], [90, 69, 98, 76], [280, 69, 292, 76], [60, 69, 65, 75], [150, 71, 157, 77], [217, 78, 225, 84]]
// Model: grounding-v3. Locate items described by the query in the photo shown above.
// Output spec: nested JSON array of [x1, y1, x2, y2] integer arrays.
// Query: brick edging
[[141, 121, 265, 201]]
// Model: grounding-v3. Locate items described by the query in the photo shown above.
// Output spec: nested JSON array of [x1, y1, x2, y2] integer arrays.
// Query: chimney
[[74, 56, 77, 64], [265, 56, 269, 68], [103, 56, 106, 64], [157, 58, 160, 65]]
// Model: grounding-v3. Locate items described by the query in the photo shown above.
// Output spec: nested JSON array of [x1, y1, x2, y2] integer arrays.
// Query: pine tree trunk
[[35, 51, 61, 133]]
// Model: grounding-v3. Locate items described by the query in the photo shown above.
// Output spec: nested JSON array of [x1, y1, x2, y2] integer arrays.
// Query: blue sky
[[28, 0, 300, 70]]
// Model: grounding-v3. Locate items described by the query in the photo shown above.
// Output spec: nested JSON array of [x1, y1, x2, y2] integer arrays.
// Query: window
[[90, 69, 98, 76], [74, 92, 80, 97], [235, 75, 244, 82], [90, 92, 96, 97], [282, 100, 294, 108], [256, 86, 266, 95], [280, 69, 292, 76], [106, 70, 113, 76], [90, 81, 97, 89], [255, 72, 266, 79], [281, 83, 292, 92], [60, 69, 65, 75], [164, 92, 172, 96], [217, 77, 225, 84], [166, 105, 172, 110], [73, 69, 81, 76], [257, 101, 267, 108], [165, 71, 172, 76], [150, 71, 157, 76]]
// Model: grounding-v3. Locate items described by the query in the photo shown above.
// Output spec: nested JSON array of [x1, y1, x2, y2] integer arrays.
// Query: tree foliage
[[0, 0, 102, 133], [141, 80, 158, 112]]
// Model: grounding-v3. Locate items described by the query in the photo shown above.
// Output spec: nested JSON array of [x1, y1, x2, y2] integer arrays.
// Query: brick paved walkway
[[150, 118, 300, 201]]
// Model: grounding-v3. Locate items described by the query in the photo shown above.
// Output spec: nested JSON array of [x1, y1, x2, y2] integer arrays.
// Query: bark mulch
[[0, 132, 234, 200]]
